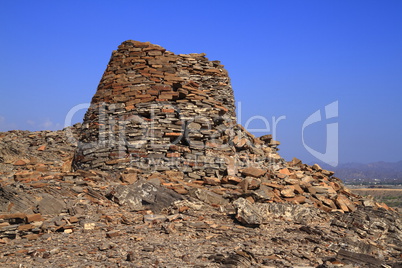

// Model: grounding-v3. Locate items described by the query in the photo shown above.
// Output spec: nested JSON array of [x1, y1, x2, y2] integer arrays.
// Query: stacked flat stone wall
[[73, 40, 282, 177]]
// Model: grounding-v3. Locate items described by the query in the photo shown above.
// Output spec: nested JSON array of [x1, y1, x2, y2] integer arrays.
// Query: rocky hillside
[[320, 162, 402, 185], [0, 41, 400, 267]]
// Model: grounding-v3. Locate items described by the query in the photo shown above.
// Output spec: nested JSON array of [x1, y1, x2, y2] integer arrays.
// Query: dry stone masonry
[[73, 40, 282, 178], [72, 40, 390, 215]]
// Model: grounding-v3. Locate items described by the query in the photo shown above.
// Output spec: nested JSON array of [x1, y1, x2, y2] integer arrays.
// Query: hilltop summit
[[0, 41, 400, 267]]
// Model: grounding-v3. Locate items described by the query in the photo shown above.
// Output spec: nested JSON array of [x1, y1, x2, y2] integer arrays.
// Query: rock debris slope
[[0, 40, 401, 267]]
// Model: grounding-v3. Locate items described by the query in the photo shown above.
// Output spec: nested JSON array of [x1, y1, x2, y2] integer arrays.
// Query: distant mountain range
[[314, 161, 402, 185]]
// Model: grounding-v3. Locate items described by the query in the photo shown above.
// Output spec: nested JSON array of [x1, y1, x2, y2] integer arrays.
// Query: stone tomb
[[73, 40, 282, 177]]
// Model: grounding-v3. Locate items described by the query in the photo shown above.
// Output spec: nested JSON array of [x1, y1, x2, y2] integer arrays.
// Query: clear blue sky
[[1, 1, 401, 164]]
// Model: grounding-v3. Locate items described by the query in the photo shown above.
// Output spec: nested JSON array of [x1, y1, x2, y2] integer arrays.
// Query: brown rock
[[62, 158, 72, 172], [69, 216, 79, 223], [304, 185, 315, 195], [37, 145, 46, 151], [321, 169, 335, 176], [252, 185, 275, 201], [329, 181, 342, 191], [284, 195, 306, 204], [203, 177, 221, 186], [310, 185, 336, 195], [269, 140, 280, 146], [13, 160, 27, 166], [245, 196, 255, 203], [14, 170, 41, 182], [165, 170, 184, 181], [0, 222, 10, 228], [262, 182, 284, 189], [241, 167, 266, 178], [169, 145, 191, 153], [239, 177, 261, 191], [310, 196, 324, 208], [24, 234, 40, 240], [170, 185, 188, 195], [234, 137, 248, 148], [377, 202, 390, 210], [18, 224, 34, 231], [315, 195, 337, 209], [335, 195, 356, 212], [337, 249, 383, 266], [278, 168, 292, 176], [225, 176, 243, 184], [166, 152, 181, 158], [238, 179, 249, 192], [301, 175, 315, 184], [191, 188, 228, 206], [280, 186, 296, 198], [164, 132, 182, 137], [312, 163, 322, 171], [259, 134, 272, 143], [247, 178, 261, 190], [276, 172, 287, 179], [288, 157, 302, 167], [121, 173, 138, 184], [0, 213, 26, 220], [35, 164, 48, 172], [25, 214, 44, 223], [106, 230, 121, 238], [226, 157, 237, 176], [284, 177, 299, 185], [292, 184, 304, 194], [335, 198, 349, 212]]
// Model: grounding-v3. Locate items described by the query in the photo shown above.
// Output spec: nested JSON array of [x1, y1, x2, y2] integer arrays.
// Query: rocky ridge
[[0, 40, 401, 267]]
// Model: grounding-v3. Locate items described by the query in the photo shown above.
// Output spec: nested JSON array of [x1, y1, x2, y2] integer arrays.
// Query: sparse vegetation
[[350, 187, 402, 209]]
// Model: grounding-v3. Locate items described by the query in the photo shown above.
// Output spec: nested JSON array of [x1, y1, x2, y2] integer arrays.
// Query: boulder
[[107, 180, 182, 212]]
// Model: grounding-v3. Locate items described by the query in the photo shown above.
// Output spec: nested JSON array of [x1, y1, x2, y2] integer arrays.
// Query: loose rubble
[[0, 40, 400, 267]]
